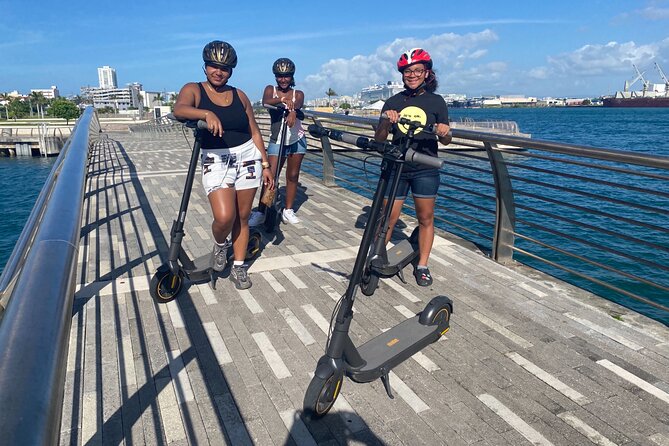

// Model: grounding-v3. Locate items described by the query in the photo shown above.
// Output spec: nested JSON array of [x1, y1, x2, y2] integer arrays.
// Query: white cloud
[[545, 40, 669, 76], [301, 30, 499, 98], [635, 6, 669, 20]]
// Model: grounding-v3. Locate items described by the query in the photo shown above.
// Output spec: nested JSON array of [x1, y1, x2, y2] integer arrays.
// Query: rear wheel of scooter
[[303, 371, 344, 419], [418, 295, 453, 332], [264, 207, 279, 233], [409, 226, 420, 244], [246, 231, 262, 261], [150, 265, 183, 303]]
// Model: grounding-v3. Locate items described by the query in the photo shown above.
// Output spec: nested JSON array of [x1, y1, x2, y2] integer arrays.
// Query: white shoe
[[282, 208, 300, 224], [248, 210, 265, 227]]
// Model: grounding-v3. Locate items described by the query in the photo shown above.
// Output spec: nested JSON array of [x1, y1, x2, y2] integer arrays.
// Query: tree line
[[0, 92, 81, 124]]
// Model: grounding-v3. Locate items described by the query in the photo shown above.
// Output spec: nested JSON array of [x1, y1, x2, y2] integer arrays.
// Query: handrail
[[0, 106, 100, 444]]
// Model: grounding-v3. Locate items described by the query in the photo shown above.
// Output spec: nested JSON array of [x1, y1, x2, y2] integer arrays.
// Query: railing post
[[312, 117, 336, 186], [484, 142, 516, 263]]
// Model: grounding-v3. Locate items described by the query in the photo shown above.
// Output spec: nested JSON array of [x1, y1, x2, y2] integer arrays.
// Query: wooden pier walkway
[[60, 130, 669, 445]]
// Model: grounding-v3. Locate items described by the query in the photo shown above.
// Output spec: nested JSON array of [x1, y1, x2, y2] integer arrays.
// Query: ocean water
[[445, 107, 669, 323], [0, 157, 56, 275]]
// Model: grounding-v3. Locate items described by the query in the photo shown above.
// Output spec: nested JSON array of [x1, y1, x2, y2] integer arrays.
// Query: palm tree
[[154, 93, 164, 107], [0, 92, 9, 120], [30, 91, 47, 119], [325, 88, 337, 107]]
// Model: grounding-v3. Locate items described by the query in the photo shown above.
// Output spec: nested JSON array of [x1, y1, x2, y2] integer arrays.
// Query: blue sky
[[2, 0, 669, 101]]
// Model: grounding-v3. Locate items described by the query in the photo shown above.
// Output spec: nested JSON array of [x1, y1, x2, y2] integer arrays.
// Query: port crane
[[624, 64, 651, 94], [655, 62, 669, 94]]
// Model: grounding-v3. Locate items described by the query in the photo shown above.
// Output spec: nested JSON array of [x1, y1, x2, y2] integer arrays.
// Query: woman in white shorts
[[173, 40, 273, 290]]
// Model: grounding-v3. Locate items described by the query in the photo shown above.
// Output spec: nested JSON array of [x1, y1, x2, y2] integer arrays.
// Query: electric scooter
[[260, 103, 290, 233], [150, 116, 262, 303], [303, 120, 453, 417]]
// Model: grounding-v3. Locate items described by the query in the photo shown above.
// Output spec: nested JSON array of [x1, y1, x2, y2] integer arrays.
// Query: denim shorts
[[267, 137, 307, 156], [386, 169, 441, 200]]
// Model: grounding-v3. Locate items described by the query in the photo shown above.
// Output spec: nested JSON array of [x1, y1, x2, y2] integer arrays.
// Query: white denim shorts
[[201, 139, 262, 195]]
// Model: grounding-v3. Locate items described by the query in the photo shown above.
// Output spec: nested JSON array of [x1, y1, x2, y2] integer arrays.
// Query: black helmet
[[202, 41, 237, 69], [272, 58, 295, 76]]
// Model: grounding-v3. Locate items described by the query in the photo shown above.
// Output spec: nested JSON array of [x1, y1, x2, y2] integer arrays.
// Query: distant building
[[537, 97, 565, 107], [482, 97, 502, 107], [441, 93, 467, 106], [498, 95, 537, 107], [83, 84, 142, 111], [98, 66, 118, 89], [360, 81, 404, 103], [30, 86, 60, 99]]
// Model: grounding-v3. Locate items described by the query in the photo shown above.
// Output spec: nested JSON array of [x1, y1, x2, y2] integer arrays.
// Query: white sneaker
[[282, 208, 300, 224], [248, 210, 265, 227]]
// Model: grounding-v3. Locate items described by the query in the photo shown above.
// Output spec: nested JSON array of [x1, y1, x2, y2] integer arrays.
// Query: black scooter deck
[[371, 239, 419, 276], [350, 316, 442, 383]]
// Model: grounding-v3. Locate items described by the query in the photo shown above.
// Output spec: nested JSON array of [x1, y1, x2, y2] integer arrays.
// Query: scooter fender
[[419, 295, 454, 327], [314, 356, 343, 380]]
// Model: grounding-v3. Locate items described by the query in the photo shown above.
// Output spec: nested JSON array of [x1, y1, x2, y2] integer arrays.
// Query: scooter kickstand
[[397, 269, 408, 284], [380, 373, 394, 399], [209, 271, 217, 290]]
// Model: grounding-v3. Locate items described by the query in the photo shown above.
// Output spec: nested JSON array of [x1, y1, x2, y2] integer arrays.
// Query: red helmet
[[397, 48, 433, 72]]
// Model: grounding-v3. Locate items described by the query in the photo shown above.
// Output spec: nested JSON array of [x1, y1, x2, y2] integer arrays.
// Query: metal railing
[[132, 109, 669, 320], [257, 109, 669, 319], [0, 107, 100, 444]]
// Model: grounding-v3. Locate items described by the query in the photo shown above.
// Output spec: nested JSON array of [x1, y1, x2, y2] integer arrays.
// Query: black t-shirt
[[381, 90, 449, 171]]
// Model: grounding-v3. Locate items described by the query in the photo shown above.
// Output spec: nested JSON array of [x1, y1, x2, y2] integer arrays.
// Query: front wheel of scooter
[[150, 265, 183, 304], [303, 372, 344, 419], [360, 269, 380, 296]]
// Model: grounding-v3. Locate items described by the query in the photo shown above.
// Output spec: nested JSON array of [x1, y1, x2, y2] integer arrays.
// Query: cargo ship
[[603, 63, 669, 107]]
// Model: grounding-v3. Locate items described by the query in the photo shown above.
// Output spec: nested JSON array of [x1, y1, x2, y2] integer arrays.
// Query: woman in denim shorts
[[249, 58, 307, 226], [374, 48, 451, 287]]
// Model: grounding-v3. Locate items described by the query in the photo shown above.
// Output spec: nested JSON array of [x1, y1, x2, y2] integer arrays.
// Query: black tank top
[[197, 83, 251, 148]]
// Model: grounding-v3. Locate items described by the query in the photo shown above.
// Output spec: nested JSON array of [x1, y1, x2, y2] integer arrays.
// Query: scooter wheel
[[264, 207, 279, 233], [409, 226, 420, 244], [150, 267, 183, 303], [360, 269, 379, 296], [246, 231, 262, 261], [303, 372, 343, 419]]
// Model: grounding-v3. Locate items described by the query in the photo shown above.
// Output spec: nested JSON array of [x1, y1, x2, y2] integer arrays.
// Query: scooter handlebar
[[308, 124, 443, 168], [406, 148, 444, 169], [380, 113, 438, 134], [263, 103, 305, 120], [167, 113, 208, 130]]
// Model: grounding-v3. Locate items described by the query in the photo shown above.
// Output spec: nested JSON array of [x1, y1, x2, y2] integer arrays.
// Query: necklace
[[206, 81, 227, 94], [205, 82, 232, 106]]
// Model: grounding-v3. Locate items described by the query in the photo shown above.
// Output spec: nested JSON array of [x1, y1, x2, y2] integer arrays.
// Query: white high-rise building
[[98, 66, 117, 89]]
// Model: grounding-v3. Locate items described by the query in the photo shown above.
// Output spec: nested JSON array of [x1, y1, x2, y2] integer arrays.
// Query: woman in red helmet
[[374, 48, 451, 286], [249, 57, 307, 226], [173, 40, 273, 290]]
